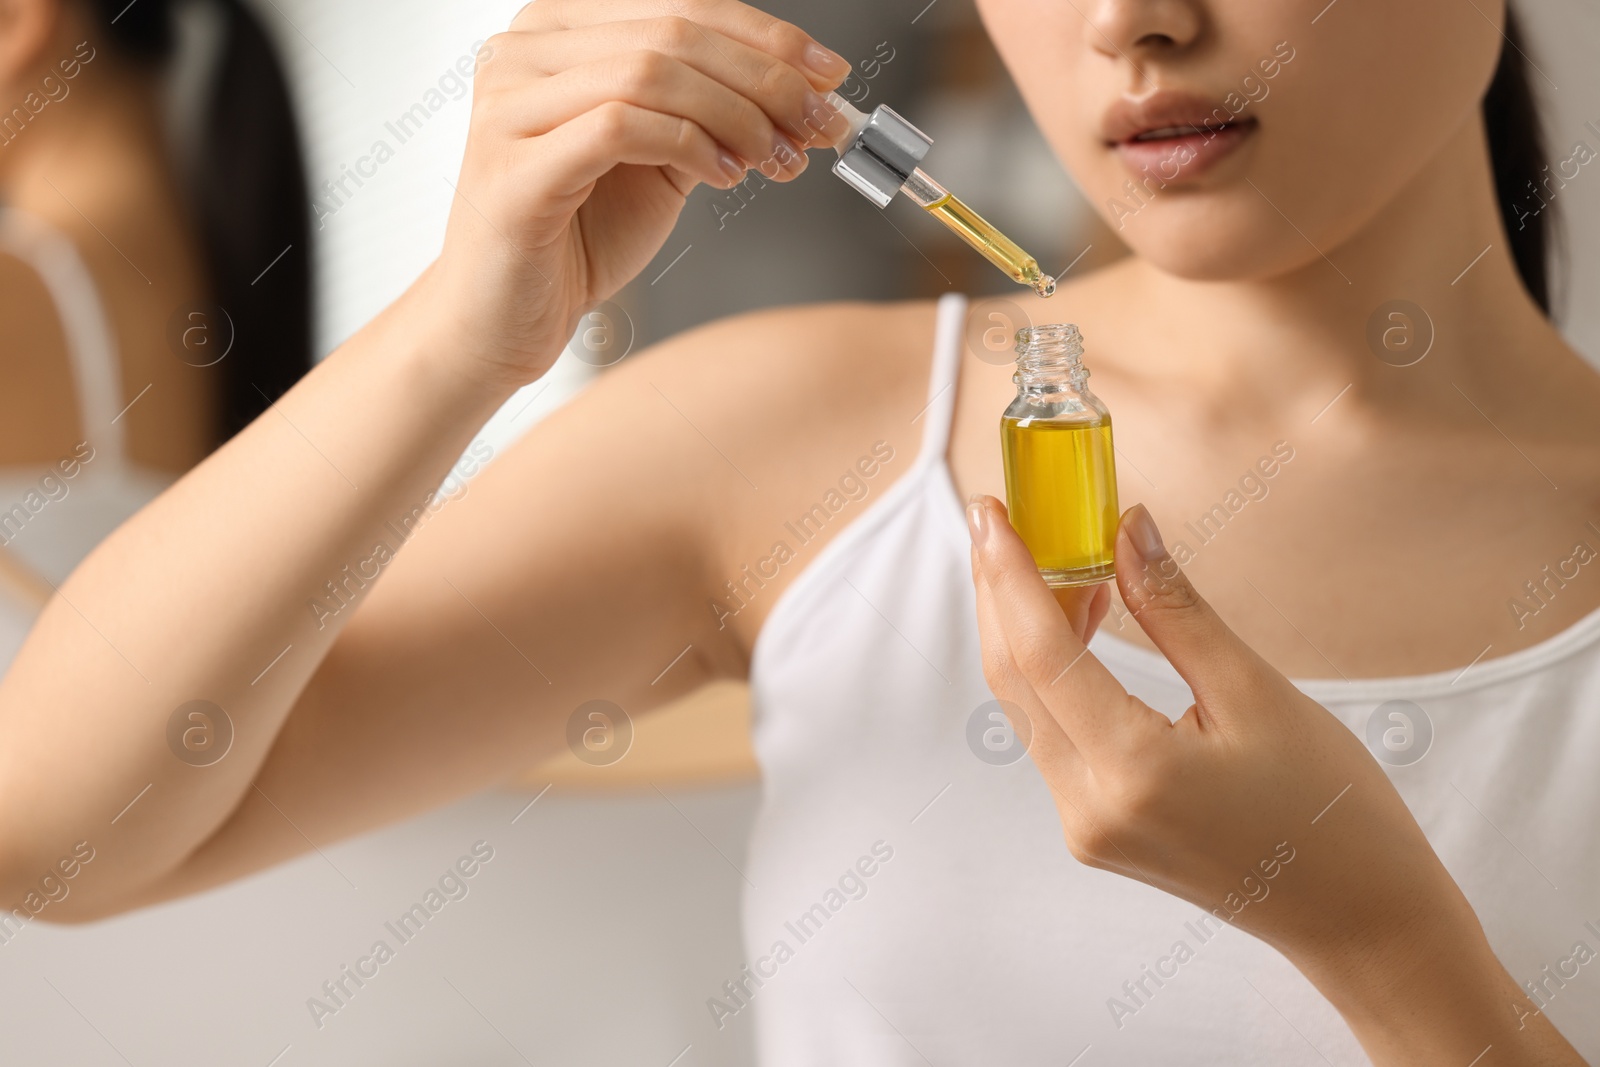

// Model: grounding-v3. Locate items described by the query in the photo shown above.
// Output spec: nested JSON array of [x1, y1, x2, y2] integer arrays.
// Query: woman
[[0, 0, 309, 655], [2, 0, 1595, 1063]]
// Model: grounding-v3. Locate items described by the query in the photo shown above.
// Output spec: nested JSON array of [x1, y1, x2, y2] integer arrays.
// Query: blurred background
[[2, 0, 1596, 1063]]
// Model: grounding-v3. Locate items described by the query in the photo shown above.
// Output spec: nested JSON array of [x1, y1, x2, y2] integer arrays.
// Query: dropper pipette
[[823, 91, 1056, 298]]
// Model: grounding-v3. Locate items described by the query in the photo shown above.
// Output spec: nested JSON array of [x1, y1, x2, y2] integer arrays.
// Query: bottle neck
[[1014, 324, 1088, 394]]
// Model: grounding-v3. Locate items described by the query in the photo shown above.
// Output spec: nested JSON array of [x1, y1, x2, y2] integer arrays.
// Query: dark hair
[[1482, 8, 1553, 315], [88, 0, 313, 444]]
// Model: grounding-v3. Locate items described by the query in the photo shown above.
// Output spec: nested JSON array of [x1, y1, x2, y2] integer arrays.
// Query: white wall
[[1522, 1, 1600, 362]]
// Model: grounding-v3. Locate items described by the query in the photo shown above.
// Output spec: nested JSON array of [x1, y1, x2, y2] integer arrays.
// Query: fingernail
[[717, 148, 746, 186], [1125, 504, 1167, 561], [771, 131, 807, 174], [803, 41, 851, 80], [966, 497, 989, 548], [799, 91, 837, 144]]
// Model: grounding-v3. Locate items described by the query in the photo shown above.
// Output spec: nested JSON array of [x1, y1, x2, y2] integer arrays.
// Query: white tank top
[[741, 292, 1600, 1064], [0, 208, 173, 669]]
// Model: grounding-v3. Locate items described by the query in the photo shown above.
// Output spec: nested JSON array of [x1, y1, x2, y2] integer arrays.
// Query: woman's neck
[[2, 54, 177, 233], [1115, 114, 1575, 424]]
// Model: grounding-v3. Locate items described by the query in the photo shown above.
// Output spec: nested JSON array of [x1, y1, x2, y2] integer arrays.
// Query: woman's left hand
[[965, 495, 1585, 1066]]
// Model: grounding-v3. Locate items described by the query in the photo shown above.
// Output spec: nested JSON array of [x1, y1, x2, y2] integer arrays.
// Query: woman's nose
[[1086, 0, 1204, 58]]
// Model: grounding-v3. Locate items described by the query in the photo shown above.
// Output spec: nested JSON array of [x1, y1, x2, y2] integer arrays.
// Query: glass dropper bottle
[[1001, 324, 1119, 587], [823, 91, 1056, 298]]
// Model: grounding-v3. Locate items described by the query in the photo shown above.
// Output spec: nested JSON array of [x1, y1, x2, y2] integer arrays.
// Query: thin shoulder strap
[[0, 208, 128, 470], [915, 292, 968, 467]]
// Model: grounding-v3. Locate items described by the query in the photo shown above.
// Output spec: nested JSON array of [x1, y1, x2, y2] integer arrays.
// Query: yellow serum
[[922, 191, 1056, 298], [1000, 416, 1119, 587]]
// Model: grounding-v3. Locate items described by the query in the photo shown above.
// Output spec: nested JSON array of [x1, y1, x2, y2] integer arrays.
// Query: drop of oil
[[1033, 274, 1057, 299]]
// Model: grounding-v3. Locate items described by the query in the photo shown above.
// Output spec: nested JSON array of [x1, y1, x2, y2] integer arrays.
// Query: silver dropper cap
[[825, 91, 933, 210]]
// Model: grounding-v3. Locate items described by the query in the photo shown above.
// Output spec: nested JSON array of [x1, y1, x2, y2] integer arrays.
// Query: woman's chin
[[1113, 216, 1340, 286]]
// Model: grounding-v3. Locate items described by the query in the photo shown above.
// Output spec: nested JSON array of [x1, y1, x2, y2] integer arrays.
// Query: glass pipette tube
[[901, 169, 1057, 298]]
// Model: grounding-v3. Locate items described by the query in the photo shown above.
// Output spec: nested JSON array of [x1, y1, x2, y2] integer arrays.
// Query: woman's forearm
[[1295, 884, 1585, 1065], [0, 277, 521, 918]]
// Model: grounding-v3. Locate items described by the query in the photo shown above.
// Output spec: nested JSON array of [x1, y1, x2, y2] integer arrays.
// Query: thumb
[[1115, 504, 1271, 711]]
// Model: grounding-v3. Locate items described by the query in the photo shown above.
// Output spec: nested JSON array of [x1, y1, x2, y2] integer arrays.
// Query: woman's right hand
[[411, 0, 852, 390]]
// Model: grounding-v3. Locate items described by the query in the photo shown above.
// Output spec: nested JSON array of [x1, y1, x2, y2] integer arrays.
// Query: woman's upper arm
[[119, 329, 752, 905]]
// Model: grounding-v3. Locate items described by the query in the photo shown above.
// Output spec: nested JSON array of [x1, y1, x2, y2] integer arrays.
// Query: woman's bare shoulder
[[619, 297, 941, 394], [573, 296, 945, 643], [589, 296, 944, 483]]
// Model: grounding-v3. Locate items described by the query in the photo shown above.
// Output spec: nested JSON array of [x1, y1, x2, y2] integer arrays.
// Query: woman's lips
[[1101, 92, 1259, 182], [1110, 120, 1257, 181]]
